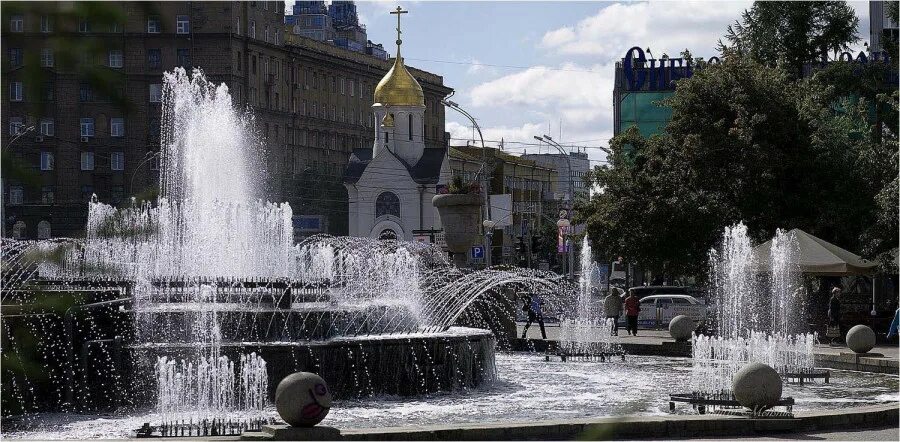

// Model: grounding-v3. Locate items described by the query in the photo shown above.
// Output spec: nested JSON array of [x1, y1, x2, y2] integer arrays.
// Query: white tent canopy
[[752, 228, 878, 276]]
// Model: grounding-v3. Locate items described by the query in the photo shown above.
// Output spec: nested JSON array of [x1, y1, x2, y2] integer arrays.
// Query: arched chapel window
[[375, 191, 400, 219]]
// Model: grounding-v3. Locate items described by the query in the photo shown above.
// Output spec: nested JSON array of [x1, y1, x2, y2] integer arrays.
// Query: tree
[[720, 1, 859, 80], [580, 56, 888, 278]]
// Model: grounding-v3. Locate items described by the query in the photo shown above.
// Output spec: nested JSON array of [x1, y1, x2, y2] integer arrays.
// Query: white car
[[636, 294, 707, 327]]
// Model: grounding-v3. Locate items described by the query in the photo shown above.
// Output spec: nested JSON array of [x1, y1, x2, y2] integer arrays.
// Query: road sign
[[472, 245, 485, 259]]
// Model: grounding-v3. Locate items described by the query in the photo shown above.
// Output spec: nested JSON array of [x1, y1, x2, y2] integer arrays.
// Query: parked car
[[635, 294, 708, 328], [628, 285, 691, 299]]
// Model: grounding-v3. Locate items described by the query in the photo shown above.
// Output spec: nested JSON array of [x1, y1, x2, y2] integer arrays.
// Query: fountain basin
[[125, 327, 496, 405]]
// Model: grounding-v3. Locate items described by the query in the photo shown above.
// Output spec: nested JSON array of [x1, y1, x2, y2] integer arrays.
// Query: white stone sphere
[[669, 315, 694, 341], [846, 325, 876, 354], [732, 362, 782, 411], [275, 372, 333, 427]]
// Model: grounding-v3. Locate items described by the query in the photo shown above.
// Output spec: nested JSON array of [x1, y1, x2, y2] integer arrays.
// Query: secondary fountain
[[692, 224, 818, 393], [553, 236, 622, 361]]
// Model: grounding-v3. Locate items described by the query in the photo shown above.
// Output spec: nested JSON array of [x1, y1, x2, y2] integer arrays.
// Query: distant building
[[520, 151, 590, 202], [2, 1, 450, 240], [287, 0, 382, 59], [449, 145, 558, 267], [870, 1, 899, 53]]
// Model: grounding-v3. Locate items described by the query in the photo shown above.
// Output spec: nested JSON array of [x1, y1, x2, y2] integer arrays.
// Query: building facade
[[1, 1, 450, 240], [449, 145, 559, 267], [869, 1, 899, 54]]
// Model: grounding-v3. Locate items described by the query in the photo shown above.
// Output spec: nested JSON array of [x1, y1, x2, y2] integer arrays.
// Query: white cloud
[[540, 1, 751, 61], [467, 62, 615, 146], [466, 58, 496, 75]]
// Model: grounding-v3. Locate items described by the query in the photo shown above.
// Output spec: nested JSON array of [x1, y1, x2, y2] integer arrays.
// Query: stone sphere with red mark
[[275, 372, 333, 427]]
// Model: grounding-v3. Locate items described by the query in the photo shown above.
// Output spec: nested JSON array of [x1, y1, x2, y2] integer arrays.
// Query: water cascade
[[695, 223, 816, 392], [557, 236, 620, 357]]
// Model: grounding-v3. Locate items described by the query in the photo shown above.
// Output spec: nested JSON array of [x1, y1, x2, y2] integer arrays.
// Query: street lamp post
[[443, 96, 492, 267]]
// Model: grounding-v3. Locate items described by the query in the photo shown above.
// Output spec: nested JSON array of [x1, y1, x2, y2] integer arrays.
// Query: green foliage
[[581, 53, 899, 278], [720, 1, 859, 79]]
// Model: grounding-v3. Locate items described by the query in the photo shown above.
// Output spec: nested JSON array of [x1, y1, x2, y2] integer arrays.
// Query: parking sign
[[472, 245, 484, 259]]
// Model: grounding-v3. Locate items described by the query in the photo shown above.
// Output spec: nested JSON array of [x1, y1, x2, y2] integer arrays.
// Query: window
[[80, 152, 95, 170], [340, 78, 345, 95], [109, 22, 123, 33], [110, 152, 124, 170], [9, 82, 22, 101], [40, 48, 54, 67], [274, 30, 279, 45], [9, 188, 24, 206], [108, 50, 123, 68], [79, 19, 90, 33], [147, 16, 160, 33], [40, 16, 52, 33], [249, 20, 256, 38], [350, 80, 355, 97], [40, 152, 54, 170], [41, 186, 54, 205], [9, 117, 23, 135], [251, 55, 257, 74], [302, 100, 307, 115], [81, 185, 93, 201], [176, 48, 190, 68], [264, 25, 269, 43], [408, 115, 414, 140], [234, 16, 240, 35], [341, 107, 345, 122], [110, 118, 124, 137], [37, 221, 51, 239], [149, 84, 162, 102], [40, 118, 54, 136], [79, 83, 94, 102], [236, 51, 241, 71], [10, 48, 22, 67], [264, 1, 269, 10], [176, 15, 189, 34], [10, 15, 23, 32], [80, 118, 95, 137], [147, 49, 161, 69], [331, 76, 336, 92], [376, 192, 401, 219]]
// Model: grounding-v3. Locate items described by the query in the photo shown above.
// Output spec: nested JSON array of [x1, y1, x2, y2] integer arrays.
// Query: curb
[[509, 338, 898, 373], [245, 404, 899, 441]]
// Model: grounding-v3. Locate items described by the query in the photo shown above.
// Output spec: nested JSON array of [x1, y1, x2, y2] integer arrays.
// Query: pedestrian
[[624, 289, 641, 336], [827, 287, 842, 345], [887, 308, 899, 340], [603, 289, 623, 336], [521, 294, 547, 339]]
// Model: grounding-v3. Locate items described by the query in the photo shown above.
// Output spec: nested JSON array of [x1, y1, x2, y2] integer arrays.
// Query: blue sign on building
[[472, 246, 485, 259]]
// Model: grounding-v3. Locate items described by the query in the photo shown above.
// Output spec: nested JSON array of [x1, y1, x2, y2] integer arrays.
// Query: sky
[[285, 1, 872, 164]]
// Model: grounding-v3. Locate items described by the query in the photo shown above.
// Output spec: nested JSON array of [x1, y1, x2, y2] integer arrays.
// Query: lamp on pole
[[443, 96, 492, 267]]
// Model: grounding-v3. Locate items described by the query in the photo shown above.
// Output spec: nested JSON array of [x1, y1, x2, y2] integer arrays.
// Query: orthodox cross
[[390, 6, 408, 46]]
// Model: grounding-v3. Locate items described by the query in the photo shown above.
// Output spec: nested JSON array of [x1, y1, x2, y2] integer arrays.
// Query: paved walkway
[[516, 323, 900, 361], [675, 425, 899, 441]]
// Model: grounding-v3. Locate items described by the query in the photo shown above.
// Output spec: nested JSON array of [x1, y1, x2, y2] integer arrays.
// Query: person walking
[[521, 294, 547, 339], [604, 289, 623, 336], [624, 290, 641, 336], [887, 308, 899, 340], [827, 287, 842, 345]]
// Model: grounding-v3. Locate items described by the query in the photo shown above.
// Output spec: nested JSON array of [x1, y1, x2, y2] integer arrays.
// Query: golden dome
[[374, 50, 425, 107]]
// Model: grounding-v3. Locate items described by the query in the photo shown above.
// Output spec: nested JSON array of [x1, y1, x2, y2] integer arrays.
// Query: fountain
[[553, 236, 622, 361], [691, 224, 818, 394], [0, 70, 571, 430]]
